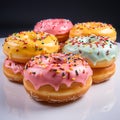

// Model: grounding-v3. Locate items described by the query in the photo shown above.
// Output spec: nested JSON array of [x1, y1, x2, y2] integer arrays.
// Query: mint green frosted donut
[[62, 35, 119, 65]]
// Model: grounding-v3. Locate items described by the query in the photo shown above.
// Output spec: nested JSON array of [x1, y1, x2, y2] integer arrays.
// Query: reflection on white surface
[[3, 78, 93, 120], [3, 81, 26, 118], [4, 77, 93, 119], [0, 38, 120, 120], [90, 80, 116, 112]]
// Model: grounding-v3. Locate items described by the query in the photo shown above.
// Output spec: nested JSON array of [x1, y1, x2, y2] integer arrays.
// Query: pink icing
[[4, 58, 25, 74], [34, 19, 73, 35], [23, 53, 93, 91]]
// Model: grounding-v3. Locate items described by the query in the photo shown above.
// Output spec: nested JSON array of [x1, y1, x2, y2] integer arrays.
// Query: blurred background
[[0, 0, 120, 42]]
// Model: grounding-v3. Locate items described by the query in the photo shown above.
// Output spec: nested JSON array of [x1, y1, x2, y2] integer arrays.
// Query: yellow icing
[[69, 22, 117, 41], [3, 31, 60, 61]]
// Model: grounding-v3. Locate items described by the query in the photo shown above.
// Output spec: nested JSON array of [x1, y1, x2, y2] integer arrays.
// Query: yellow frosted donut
[[3, 31, 60, 63], [69, 22, 117, 41]]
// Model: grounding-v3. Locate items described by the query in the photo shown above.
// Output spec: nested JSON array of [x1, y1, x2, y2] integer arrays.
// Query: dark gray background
[[0, 0, 120, 42]]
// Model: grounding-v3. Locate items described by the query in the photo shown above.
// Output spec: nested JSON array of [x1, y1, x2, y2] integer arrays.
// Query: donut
[[34, 18, 73, 42], [69, 22, 117, 41], [62, 35, 119, 83], [3, 58, 24, 83], [92, 63, 116, 83], [23, 53, 93, 103], [3, 31, 60, 63]]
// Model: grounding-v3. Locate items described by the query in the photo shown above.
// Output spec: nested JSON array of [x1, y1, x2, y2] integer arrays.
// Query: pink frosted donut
[[34, 18, 73, 42], [3, 58, 25, 83], [23, 53, 93, 103]]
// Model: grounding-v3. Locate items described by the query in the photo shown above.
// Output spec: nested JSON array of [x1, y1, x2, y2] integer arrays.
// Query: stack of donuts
[[2, 18, 119, 103], [3, 31, 60, 83], [62, 22, 118, 83]]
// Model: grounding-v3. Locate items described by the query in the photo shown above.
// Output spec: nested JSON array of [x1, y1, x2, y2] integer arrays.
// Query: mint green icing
[[62, 36, 119, 65]]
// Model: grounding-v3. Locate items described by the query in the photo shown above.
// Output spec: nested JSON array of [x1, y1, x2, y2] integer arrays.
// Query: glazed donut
[[34, 18, 73, 42], [69, 22, 117, 41], [23, 53, 93, 103], [3, 31, 60, 63], [3, 58, 24, 83], [62, 35, 119, 83]]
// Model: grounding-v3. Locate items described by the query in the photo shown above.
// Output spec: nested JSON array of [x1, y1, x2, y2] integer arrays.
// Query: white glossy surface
[[0, 38, 120, 120]]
